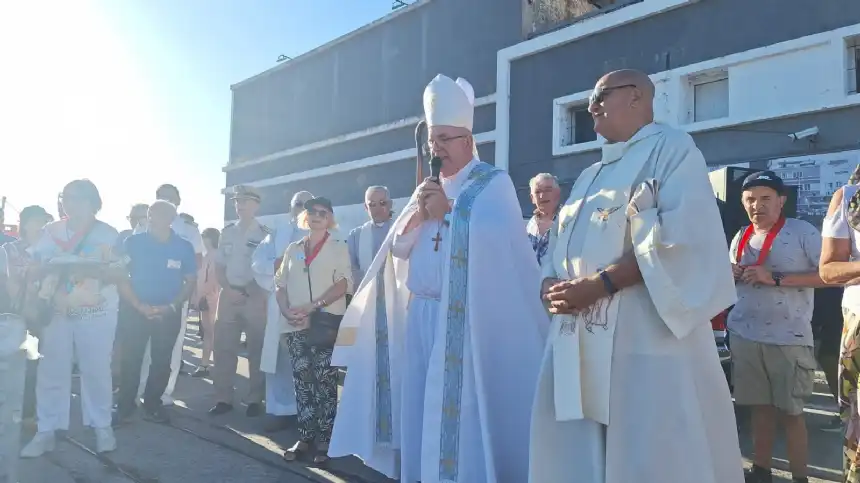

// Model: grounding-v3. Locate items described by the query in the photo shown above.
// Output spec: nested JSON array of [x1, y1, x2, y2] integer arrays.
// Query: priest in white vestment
[[329, 74, 548, 483], [347, 186, 394, 285], [251, 191, 312, 431], [532, 70, 743, 483]]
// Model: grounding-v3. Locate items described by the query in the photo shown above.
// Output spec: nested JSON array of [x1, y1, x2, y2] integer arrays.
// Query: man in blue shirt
[[114, 201, 197, 424]]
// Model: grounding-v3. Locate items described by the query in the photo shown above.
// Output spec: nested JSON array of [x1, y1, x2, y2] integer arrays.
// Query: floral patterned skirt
[[841, 308, 860, 482]]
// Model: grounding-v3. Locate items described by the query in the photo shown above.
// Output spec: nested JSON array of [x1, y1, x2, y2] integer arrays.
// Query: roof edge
[[230, 0, 435, 91]]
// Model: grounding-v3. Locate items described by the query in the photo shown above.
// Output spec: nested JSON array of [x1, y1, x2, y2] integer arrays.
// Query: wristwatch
[[771, 271, 785, 287], [597, 269, 619, 295]]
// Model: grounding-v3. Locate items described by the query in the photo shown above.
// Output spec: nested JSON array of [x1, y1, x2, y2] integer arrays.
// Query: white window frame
[[684, 69, 729, 124], [547, 23, 860, 158], [552, 91, 604, 156], [848, 35, 859, 95]]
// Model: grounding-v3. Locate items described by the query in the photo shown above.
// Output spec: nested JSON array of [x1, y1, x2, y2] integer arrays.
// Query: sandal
[[283, 441, 310, 462], [313, 443, 331, 464]]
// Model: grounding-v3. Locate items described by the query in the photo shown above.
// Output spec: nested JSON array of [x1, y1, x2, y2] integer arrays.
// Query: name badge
[[167, 259, 181, 269]]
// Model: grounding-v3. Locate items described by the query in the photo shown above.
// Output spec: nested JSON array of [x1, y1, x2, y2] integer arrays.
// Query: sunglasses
[[308, 209, 330, 217], [589, 84, 637, 106]]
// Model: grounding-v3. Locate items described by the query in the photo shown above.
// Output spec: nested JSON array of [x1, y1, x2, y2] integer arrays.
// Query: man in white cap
[[252, 191, 312, 432], [328, 74, 548, 483]]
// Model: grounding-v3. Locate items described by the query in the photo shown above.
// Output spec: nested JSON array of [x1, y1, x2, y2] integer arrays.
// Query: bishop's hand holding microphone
[[417, 156, 448, 222]]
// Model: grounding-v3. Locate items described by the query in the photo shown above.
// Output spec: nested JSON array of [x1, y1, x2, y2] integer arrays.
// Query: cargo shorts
[[731, 334, 817, 416]]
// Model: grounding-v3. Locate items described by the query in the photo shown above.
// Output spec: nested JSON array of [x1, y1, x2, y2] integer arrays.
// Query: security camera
[[789, 126, 819, 141]]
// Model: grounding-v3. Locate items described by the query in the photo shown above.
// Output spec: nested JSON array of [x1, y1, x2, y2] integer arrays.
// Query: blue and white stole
[[437, 162, 502, 482]]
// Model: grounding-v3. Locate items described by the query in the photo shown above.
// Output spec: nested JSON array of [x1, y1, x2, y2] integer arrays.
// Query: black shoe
[[143, 406, 171, 424], [264, 415, 295, 433], [209, 402, 233, 416], [112, 406, 136, 427], [191, 366, 210, 378], [245, 402, 263, 418], [744, 465, 773, 483], [821, 415, 844, 433]]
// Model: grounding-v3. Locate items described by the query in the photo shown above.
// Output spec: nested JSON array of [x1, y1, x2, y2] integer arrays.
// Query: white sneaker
[[95, 427, 116, 453], [20, 431, 56, 458]]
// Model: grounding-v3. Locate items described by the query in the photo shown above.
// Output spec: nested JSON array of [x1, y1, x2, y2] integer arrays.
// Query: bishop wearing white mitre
[[328, 74, 548, 483], [531, 70, 743, 483], [251, 191, 313, 426]]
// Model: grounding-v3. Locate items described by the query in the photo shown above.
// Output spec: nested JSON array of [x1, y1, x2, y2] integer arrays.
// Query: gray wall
[[224, 143, 496, 218], [512, 107, 860, 215], [225, 104, 495, 186], [228, 0, 522, 167], [508, 0, 860, 212], [225, 0, 523, 219]]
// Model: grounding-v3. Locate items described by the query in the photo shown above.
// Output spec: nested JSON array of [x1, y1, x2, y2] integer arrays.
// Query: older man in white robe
[[329, 74, 548, 483], [347, 186, 394, 286], [251, 191, 312, 432], [531, 69, 743, 483]]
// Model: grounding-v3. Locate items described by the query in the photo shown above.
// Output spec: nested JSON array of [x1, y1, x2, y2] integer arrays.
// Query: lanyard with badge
[[735, 216, 786, 267]]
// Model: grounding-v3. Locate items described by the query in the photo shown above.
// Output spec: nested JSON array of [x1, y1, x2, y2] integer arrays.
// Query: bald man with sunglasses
[[531, 70, 743, 483]]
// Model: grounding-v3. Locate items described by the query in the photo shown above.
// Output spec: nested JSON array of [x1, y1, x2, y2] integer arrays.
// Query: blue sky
[[1, 0, 394, 230]]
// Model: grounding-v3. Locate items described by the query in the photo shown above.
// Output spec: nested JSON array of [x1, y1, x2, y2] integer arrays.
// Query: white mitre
[[423, 74, 479, 157], [423, 74, 476, 131]]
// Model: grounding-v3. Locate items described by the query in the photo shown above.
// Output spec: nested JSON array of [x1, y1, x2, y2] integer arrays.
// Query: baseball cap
[[741, 171, 785, 195], [304, 197, 334, 213]]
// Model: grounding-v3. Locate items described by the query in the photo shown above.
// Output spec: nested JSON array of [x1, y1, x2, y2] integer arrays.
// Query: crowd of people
[[3, 68, 860, 483]]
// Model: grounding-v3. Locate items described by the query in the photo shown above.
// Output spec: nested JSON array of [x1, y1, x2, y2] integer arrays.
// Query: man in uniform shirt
[[347, 186, 394, 286], [210, 185, 270, 417], [135, 184, 204, 406]]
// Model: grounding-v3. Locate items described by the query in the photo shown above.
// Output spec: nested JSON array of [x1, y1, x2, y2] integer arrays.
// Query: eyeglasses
[[427, 134, 469, 150], [589, 84, 637, 106], [367, 201, 389, 208], [308, 209, 330, 217]]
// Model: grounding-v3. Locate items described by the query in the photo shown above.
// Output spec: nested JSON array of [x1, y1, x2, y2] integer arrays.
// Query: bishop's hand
[[543, 276, 606, 315], [417, 179, 449, 221]]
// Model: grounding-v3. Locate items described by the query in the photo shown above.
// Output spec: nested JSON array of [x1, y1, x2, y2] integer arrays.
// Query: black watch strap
[[772, 271, 784, 287], [598, 269, 619, 295]]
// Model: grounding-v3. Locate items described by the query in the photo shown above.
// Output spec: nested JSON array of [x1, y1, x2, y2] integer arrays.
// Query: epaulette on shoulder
[[223, 221, 237, 230], [261, 224, 272, 234]]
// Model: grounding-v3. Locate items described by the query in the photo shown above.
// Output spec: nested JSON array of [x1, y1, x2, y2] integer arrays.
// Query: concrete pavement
[[19, 319, 845, 482]]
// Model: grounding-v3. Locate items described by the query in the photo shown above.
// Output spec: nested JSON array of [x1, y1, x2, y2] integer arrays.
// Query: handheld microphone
[[429, 156, 442, 184]]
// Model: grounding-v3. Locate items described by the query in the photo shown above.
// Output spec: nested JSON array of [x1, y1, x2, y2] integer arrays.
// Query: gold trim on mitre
[[423, 74, 475, 131]]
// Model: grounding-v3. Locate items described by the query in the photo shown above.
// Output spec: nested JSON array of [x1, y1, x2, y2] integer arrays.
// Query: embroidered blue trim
[[438, 163, 501, 482], [374, 255, 393, 444]]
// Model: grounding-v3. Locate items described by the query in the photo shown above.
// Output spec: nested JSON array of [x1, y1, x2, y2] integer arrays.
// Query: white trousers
[[265, 344, 297, 416], [401, 296, 440, 483], [138, 304, 187, 403], [36, 314, 117, 432]]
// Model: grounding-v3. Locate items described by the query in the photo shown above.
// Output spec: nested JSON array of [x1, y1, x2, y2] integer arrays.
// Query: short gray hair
[[365, 186, 390, 200], [291, 191, 314, 207], [529, 173, 559, 191], [149, 200, 177, 216]]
